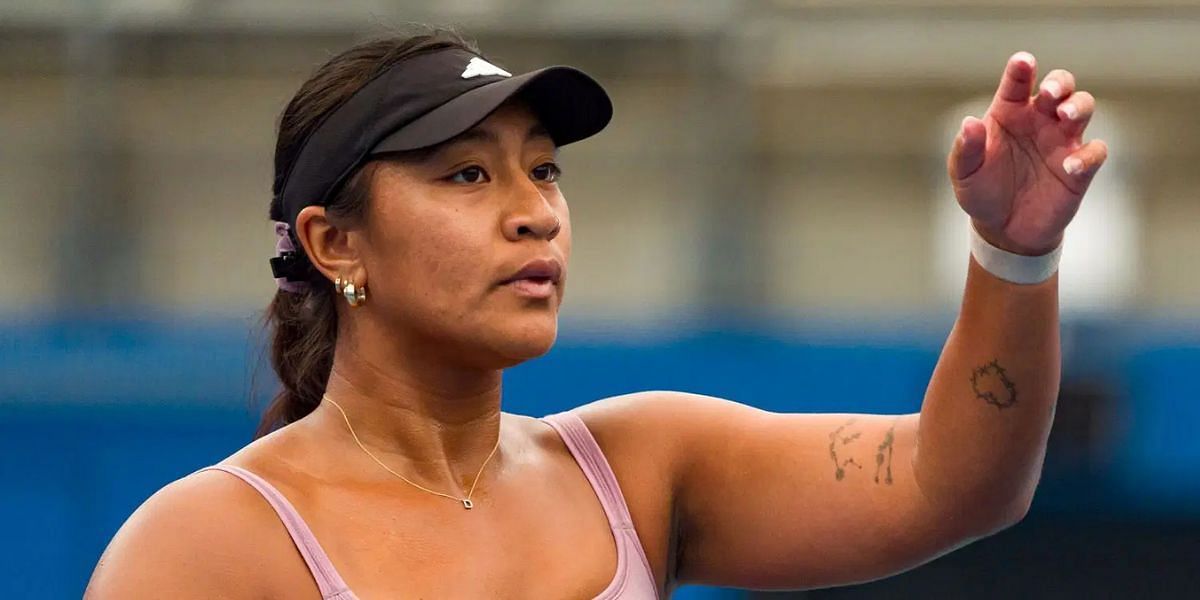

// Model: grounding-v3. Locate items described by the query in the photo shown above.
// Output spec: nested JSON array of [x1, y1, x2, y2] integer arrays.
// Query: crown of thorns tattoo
[[971, 359, 1017, 410]]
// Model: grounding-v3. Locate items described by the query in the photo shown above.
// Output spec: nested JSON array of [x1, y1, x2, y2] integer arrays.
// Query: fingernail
[[1013, 51, 1035, 68], [1063, 156, 1084, 175], [1059, 103, 1078, 120], [1041, 80, 1063, 99]]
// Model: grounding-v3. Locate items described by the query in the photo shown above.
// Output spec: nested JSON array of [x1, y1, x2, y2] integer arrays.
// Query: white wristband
[[969, 221, 1062, 285]]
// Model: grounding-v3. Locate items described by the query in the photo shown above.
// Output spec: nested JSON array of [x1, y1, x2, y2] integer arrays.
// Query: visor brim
[[370, 66, 612, 154]]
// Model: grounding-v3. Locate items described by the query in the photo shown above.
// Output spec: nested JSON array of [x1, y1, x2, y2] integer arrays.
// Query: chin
[[491, 318, 559, 366]]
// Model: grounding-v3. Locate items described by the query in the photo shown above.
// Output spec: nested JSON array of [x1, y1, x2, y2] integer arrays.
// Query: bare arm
[[581, 51, 1107, 591], [913, 256, 1057, 523], [650, 256, 1057, 589]]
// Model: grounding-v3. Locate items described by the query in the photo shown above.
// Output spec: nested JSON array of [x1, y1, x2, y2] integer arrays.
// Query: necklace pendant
[[462, 498, 474, 510]]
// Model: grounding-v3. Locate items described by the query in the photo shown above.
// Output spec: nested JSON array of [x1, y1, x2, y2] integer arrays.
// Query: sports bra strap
[[200, 465, 351, 599], [541, 412, 637, 531]]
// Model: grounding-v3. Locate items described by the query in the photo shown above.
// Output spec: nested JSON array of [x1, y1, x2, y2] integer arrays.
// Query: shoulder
[[567, 391, 785, 515], [85, 466, 307, 599], [561, 392, 764, 581], [571, 390, 768, 464]]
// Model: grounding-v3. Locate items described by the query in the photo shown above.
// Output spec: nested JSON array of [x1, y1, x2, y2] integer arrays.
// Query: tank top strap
[[540, 412, 637, 531], [541, 412, 660, 598], [199, 465, 352, 599]]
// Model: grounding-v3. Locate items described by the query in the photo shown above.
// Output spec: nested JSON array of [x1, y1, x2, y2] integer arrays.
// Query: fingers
[[948, 115, 988, 181], [1056, 90, 1095, 138], [1062, 138, 1108, 182], [992, 51, 1038, 105], [1034, 69, 1075, 117]]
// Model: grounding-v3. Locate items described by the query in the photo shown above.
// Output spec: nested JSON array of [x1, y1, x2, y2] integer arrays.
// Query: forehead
[[375, 99, 553, 168], [469, 100, 554, 147], [479, 99, 540, 129], [430, 100, 556, 157]]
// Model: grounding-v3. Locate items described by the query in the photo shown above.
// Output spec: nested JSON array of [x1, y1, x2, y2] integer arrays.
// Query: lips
[[500, 258, 562, 299], [501, 258, 562, 286]]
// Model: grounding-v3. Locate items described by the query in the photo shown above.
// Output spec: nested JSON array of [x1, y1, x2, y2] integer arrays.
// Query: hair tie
[[271, 221, 311, 293]]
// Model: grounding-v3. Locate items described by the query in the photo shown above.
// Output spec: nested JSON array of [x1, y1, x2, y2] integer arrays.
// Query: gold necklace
[[322, 394, 501, 510]]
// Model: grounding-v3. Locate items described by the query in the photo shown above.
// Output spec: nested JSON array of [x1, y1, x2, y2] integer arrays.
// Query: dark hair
[[256, 29, 482, 437]]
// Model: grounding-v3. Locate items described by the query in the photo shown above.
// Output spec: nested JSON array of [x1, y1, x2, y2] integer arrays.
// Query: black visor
[[271, 47, 612, 282]]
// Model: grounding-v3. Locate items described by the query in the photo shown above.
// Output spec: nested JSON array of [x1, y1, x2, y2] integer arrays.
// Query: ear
[[294, 205, 365, 285]]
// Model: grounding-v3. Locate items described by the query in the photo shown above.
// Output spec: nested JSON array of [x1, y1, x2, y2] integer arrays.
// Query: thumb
[[948, 116, 987, 181]]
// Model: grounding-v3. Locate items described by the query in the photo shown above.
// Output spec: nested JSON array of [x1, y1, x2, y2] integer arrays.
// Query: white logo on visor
[[461, 57, 512, 79]]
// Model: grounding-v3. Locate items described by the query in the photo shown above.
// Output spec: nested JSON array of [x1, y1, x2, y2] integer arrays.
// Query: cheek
[[375, 209, 493, 315], [558, 221, 572, 266], [556, 197, 572, 259], [415, 228, 484, 290]]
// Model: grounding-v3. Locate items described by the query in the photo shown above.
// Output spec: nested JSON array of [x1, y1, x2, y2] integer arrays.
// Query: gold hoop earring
[[336, 275, 367, 307]]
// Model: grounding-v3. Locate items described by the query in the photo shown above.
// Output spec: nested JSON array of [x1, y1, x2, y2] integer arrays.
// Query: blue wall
[[2, 317, 1196, 597]]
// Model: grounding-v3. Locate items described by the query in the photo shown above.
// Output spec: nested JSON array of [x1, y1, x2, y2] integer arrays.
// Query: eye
[[531, 162, 562, 183], [448, 166, 489, 184]]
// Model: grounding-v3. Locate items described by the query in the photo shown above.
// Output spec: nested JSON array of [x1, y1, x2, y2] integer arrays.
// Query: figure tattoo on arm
[[828, 419, 863, 481], [874, 421, 896, 485], [828, 418, 897, 485], [970, 358, 1017, 410]]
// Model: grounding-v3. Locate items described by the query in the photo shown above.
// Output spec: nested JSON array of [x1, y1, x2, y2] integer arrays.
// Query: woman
[[87, 30, 1107, 598]]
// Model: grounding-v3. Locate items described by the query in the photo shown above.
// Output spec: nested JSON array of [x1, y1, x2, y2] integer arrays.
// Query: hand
[[947, 51, 1109, 256]]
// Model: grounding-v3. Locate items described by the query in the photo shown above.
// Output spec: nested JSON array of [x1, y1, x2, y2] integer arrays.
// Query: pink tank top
[[201, 412, 659, 599]]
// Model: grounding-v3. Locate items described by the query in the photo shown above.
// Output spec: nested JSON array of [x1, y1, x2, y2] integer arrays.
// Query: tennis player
[[87, 30, 1107, 598]]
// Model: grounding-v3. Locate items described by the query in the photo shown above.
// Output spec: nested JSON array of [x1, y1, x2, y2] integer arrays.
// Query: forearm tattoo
[[874, 422, 896, 485], [828, 418, 897, 485], [827, 419, 863, 481], [970, 358, 1017, 410]]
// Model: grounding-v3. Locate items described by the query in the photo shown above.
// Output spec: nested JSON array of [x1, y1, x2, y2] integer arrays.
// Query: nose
[[501, 179, 561, 242]]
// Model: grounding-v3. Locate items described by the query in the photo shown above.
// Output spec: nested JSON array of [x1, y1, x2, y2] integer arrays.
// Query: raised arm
[[580, 51, 1107, 591]]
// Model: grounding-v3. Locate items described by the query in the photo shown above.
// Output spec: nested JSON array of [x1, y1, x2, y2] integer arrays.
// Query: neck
[[315, 326, 505, 494]]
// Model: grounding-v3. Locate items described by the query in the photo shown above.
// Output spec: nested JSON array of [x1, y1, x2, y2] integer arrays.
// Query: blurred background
[[2, 1, 1198, 598]]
